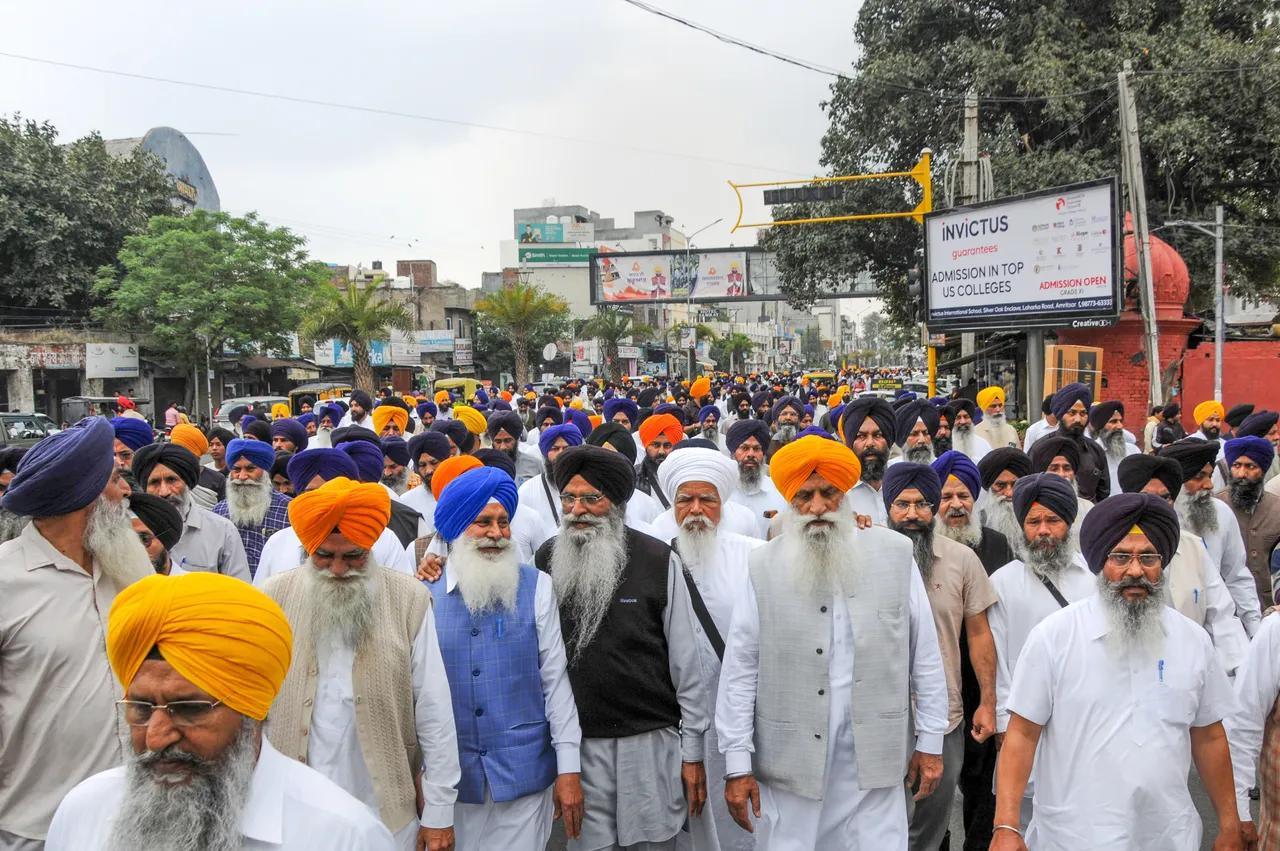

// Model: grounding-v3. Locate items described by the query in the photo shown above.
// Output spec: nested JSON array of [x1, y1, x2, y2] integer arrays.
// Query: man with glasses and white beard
[[1090, 400, 1139, 496], [973, 386, 1020, 450], [0, 418, 153, 850], [977, 448, 1034, 548]]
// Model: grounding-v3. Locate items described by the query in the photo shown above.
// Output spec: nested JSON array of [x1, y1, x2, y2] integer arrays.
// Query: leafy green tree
[[95, 210, 329, 398], [580, 308, 657, 382], [763, 0, 1280, 328], [473, 284, 571, 386], [711, 332, 756, 373], [299, 280, 415, 394], [1, 117, 175, 319]]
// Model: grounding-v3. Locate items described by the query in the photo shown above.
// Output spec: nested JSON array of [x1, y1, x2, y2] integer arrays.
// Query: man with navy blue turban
[[768, 395, 804, 448], [516, 424, 584, 533], [1219, 435, 1280, 610], [270, 417, 309, 453], [111, 416, 154, 473], [424, 465, 584, 850], [381, 435, 413, 496], [894, 400, 941, 465], [0, 417, 155, 845], [487, 410, 544, 486], [694, 404, 728, 454], [212, 438, 292, 578], [431, 418, 475, 456], [400, 432, 453, 538], [1050, 381, 1110, 503]]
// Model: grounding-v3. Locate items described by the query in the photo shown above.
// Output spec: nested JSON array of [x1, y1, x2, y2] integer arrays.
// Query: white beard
[[954, 426, 976, 457], [701, 426, 719, 442], [450, 534, 520, 615], [226, 477, 273, 528], [1176, 488, 1219, 537], [676, 515, 720, 578], [779, 509, 855, 600], [382, 468, 410, 496], [1021, 532, 1080, 580], [311, 427, 333, 449], [902, 443, 935, 464], [90, 495, 155, 588], [106, 716, 258, 851], [935, 510, 982, 549], [305, 558, 377, 648], [982, 493, 1023, 546], [986, 412, 1006, 430], [1098, 571, 1167, 664], [550, 506, 628, 663]]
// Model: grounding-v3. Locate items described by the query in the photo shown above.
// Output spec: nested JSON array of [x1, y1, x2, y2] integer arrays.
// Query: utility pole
[[1161, 204, 1226, 399], [1118, 61, 1163, 407], [959, 87, 979, 385]]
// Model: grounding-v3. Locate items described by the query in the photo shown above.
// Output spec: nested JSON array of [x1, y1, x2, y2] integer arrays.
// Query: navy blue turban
[[1079, 493, 1180, 575], [2, 417, 114, 517], [226, 405, 248, 426], [726, 419, 771, 453], [539, 423, 583, 458], [652, 403, 686, 424], [978, 447, 1033, 491], [487, 411, 524, 441], [535, 406, 563, 428], [771, 396, 804, 421], [132, 443, 201, 489], [794, 425, 836, 441], [1237, 411, 1279, 439], [1117, 454, 1183, 499], [350, 389, 374, 411], [417, 401, 438, 419], [840, 396, 897, 447], [828, 403, 846, 426], [286, 448, 359, 493], [434, 466, 518, 544], [1225, 436, 1275, 472], [882, 462, 942, 513], [1051, 382, 1093, 420], [339, 440, 384, 483], [408, 432, 452, 468], [932, 450, 981, 501], [270, 417, 309, 451], [225, 438, 276, 471], [0, 445, 27, 474], [603, 398, 639, 425], [553, 444, 635, 505], [750, 391, 773, 411], [111, 416, 154, 451], [1012, 472, 1078, 526], [474, 448, 517, 479], [430, 419, 474, 455], [698, 405, 721, 424], [566, 408, 593, 440], [895, 401, 940, 444], [493, 400, 512, 412], [382, 436, 411, 468], [317, 404, 344, 428]]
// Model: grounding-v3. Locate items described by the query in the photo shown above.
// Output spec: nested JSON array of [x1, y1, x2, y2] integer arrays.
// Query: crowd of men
[[3, 371, 1280, 851]]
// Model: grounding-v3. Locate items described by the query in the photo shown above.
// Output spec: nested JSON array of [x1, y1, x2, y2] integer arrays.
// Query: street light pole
[[682, 218, 723, 378], [1160, 206, 1226, 399]]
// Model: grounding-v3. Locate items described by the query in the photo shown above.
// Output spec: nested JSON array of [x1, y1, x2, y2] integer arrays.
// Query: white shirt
[[514, 444, 545, 487], [729, 476, 788, 540], [1023, 418, 1055, 454], [45, 739, 397, 850], [1168, 532, 1249, 674], [1098, 439, 1141, 496], [252, 526, 414, 589], [1197, 499, 1261, 636], [1008, 595, 1233, 851], [954, 430, 993, 464], [1226, 612, 1280, 821], [845, 479, 888, 525]]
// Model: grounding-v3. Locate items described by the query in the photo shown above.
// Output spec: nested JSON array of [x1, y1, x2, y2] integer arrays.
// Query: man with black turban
[[995, 494, 1239, 851], [977, 449, 1034, 543], [1050, 382, 1110, 503], [486, 409, 544, 486], [0, 445, 28, 543], [724, 391, 753, 432], [947, 398, 992, 465], [1090, 400, 1139, 495], [841, 396, 898, 524], [128, 491, 185, 575], [532, 445, 711, 851], [133, 442, 250, 583], [987, 473, 1095, 831], [725, 419, 785, 540], [892, 400, 941, 465]]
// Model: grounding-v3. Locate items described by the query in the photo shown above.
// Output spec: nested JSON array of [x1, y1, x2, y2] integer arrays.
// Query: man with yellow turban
[[452, 404, 488, 440], [974, 386, 1021, 450], [372, 401, 411, 437], [718, 435, 949, 849], [261, 478, 460, 851], [46, 572, 396, 850]]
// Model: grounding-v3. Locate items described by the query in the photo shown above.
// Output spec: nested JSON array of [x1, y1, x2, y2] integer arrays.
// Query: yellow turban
[[454, 405, 487, 435], [524, 391, 537, 401], [271, 402, 291, 420], [402, 394, 417, 407], [288, 476, 391, 554], [828, 385, 849, 406], [371, 405, 408, 434], [431, 455, 483, 500], [107, 573, 292, 721], [570, 399, 584, 410], [435, 390, 450, 405], [1194, 400, 1225, 425], [691, 376, 711, 398], [769, 435, 862, 502], [976, 386, 1005, 411], [169, 423, 208, 458]]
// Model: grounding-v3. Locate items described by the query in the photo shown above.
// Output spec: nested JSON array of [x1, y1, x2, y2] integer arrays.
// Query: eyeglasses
[[1105, 553, 1163, 568], [891, 500, 934, 514], [560, 492, 607, 508], [117, 699, 224, 728], [136, 532, 156, 547]]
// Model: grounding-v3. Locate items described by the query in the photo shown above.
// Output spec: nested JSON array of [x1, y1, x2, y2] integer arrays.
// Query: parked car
[[213, 395, 289, 427], [62, 396, 152, 424], [0, 412, 60, 447]]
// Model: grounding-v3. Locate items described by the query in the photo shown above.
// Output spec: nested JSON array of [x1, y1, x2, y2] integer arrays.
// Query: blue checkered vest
[[429, 564, 557, 804]]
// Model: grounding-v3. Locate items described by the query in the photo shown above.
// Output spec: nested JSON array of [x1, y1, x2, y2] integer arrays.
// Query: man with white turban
[[651, 444, 762, 542]]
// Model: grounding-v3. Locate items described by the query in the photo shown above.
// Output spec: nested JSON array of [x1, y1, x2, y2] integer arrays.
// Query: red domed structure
[[1121, 212, 1190, 319]]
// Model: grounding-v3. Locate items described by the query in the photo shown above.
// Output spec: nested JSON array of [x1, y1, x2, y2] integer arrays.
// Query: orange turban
[[1194, 400, 1225, 425], [453, 405, 487, 435], [169, 423, 208, 458], [432, 455, 483, 500], [589, 415, 603, 428], [639, 413, 684, 449], [828, 385, 849, 407], [769, 435, 862, 502], [690, 376, 711, 398], [500, 390, 513, 402], [288, 476, 391, 554], [435, 390, 450, 405], [372, 405, 409, 434], [271, 402, 290, 420], [107, 573, 292, 721]]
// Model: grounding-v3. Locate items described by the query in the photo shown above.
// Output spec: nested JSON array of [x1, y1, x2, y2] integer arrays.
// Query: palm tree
[[664, 321, 718, 376], [720, 332, 755, 373], [580, 307, 656, 382], [474, 284, 569, 387], [300, 282, 414, 394]]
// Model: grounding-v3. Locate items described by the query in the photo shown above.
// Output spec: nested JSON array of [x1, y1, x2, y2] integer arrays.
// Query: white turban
[[657, 447, 739, 502]]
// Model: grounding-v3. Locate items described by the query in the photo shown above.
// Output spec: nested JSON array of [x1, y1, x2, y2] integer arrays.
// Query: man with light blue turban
[[426, 465, 584, 851]]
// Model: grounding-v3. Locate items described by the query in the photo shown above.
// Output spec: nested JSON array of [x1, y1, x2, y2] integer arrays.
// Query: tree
[[473, 284, 571, 386], [580, 308, 657, 382], [299, 280, 415, 394], [1, 116, 175, 320], [711, 332, 756, 373], [95, 210, 330, 401], [763, 0, 1280, 328]]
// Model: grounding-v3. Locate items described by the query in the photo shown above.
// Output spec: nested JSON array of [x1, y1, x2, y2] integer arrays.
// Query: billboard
[[923, 178, 1120, 331], [86, 343, 139, 379], [516, 222, 595, 243], [417, 330, 455, 353], [314, 340, 391, 367], [519, 246, 594, 266], [453, 338, 473, 366]]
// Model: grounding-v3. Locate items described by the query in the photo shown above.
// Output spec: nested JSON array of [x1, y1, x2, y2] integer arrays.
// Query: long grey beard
[[892, 520, 935, 585], [954, 424, 976, 457], [311, 427, 333, 449], [701, 426, 720, 442], [1176, 488, 1219, 537], [774, 423, 797, 444], [0, 505, 29, 543], [1021, 533, 1079, 581], [903, 443, 935, 464], [1098, 572, 1167, 664], [676, 515, 719, 577], [1229, 476, 1265, 513], [106, 716, 259, 851], [738, 462, 762, 492], [163, 487, 194, 520], [935, 510, 983, 549], [381, 468, 410, 495], [226, 478, 273, 528], [982, 494, 1023, 546], [780, 510, 855, 600], [550, 506, 628, 664], [986, 412, 1006, 430], [88, 495, 154, 589], [1100, 428, 1128, 461], [305, 559, 377, 648], [450, 535, 520, 615]]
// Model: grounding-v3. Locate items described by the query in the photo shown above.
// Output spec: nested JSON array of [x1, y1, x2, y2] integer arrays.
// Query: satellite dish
[[541, 343, 557, 361]]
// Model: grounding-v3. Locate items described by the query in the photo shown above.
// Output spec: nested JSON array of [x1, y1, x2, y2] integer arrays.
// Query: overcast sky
[[3, 0, 867, 298]]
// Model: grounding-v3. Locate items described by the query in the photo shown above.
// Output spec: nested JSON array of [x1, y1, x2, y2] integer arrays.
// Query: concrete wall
[[1181, 339, 1280, 417]]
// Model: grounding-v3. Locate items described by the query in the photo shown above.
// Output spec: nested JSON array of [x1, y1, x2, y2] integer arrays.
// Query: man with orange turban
[[262, 478, 460, 851], [636, 412, 685, 509], [719, 435, 948, 848], [46, 572, 396, 850]]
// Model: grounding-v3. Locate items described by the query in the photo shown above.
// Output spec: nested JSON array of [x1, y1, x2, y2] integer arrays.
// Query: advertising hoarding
[[519, 246, 594, 266], [516, 222, 594, 243], [85, 343, 139, 379], [417, 330, 455, 353], [314, 340, 392, 367], [453, 338, 473, 366], [616, 346, 642, 360], [923, 178, 1120, 331]]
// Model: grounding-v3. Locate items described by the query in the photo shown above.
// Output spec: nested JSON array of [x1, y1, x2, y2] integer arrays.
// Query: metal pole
[[1214, 204, 1225, 401], [1027, 329, 1045, 423], [206, 342, 214, 428], [960, 87, 979, 384]]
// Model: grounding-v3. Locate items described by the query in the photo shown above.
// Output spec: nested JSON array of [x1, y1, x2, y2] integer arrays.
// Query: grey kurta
[[168, 502, 251, 582]]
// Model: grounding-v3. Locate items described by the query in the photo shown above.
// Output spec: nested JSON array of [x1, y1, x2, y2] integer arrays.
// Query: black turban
[[1117, 454, 1182, 499], [1162, 402, 1181, 420], [894, 400, 940, 444], [534, 406, 563, 427], [731, 392, 752, 411], [474, 448, 517, 479], [1079, 493, 1180, 575], [553, 444, 635, 505], [882, 462, 942, 513], [1051, 382, 1093, 419], [0, 445, 27, 474], [270, 450, 294, 482], [586, 422, 638, 465], [1237, 410, 1279, 439], [430, 419, 475, 454], [1040, 394, 1054, 416], [127, 492, 184, 553], [840, 396, 897, 447], [226, 405, 249, 425], [1012, 472, 1079, 526], [408, 431, 452, 466], [297, 395, 316, 409], [1028, 435, 1081, 474], [243, 420, 272, 442], [979, 447, 1033, 491], [1225, 404, 1255, 429], [331, 426, 380, 450], [726, 419, 771, 453], [132, 443, 201, 489], [210, 427, 235, 448], [1157, 438, 1220, 483], [486, 411, 525, 441], [949, 398, 977, 420], [350, 389, 374, 411], [637, 388, 660, 408], [939, 405, 956, 427], [1089, 400, 1124, 433]]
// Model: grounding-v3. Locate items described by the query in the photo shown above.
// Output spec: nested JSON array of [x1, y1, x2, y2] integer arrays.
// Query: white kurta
[[1022, 418, 1055, 454], [399, 484, 437, 538], [953, 431, 992, 464], [729, 478, 788, 541], [1166, 532, 1249, 674], [1225, 612, 1280, 822], [251, 526, 414, 589], [844, 480, 888, 525], [1193, 500, 1259, 636], [45, 739, 397, 850], [1097, 439, 1141, 496]]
